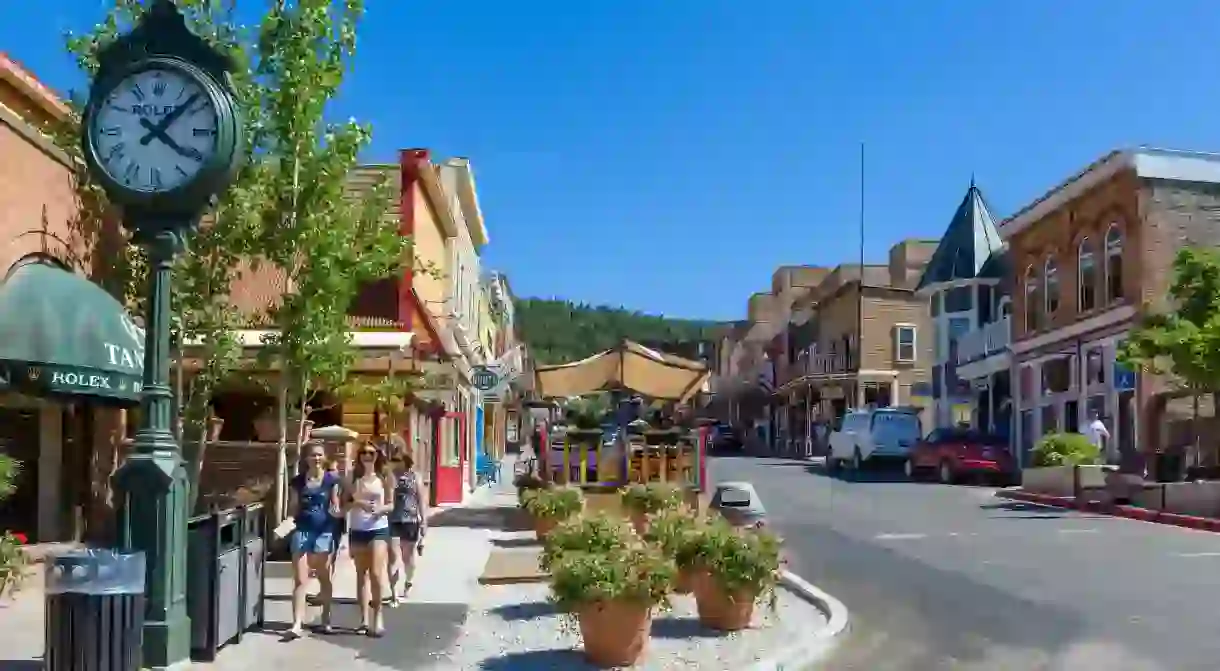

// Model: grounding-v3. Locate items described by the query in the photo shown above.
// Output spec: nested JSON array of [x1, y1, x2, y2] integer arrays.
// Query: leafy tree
[[1118, 246, 1220, 465], [515, 298, 721, 365], [62, 0, 268, 513], [251, 0, 410, 520]]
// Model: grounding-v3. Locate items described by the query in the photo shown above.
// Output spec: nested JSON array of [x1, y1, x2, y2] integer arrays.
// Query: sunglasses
[[359, 450, 378, 457]]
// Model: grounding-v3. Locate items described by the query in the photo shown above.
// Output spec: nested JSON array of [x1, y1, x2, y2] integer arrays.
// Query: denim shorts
[[349, 527, 391, 546], [290, 529, 335, 555]]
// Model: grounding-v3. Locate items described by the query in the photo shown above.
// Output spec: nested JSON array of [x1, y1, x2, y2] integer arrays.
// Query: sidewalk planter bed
[[1020, 466, 1076, 497], [689, 519, 781, 631], [1023, 433, 1102, 497], [641, 506, 703, 594], [549, 545, 676, 668], [522, 486, 585, 540], [621, 482, 686, 535], [1131, 480, 1220, 517], [540, 514, 634, 573]]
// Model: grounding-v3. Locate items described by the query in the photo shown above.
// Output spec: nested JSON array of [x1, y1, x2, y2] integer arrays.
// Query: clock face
[[89, 67, 220, 194]]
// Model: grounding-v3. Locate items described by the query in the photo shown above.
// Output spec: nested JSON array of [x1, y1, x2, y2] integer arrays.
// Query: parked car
[[905, 428, 1015, 485], [711, 423, 742, 451], [828, 407, 923, 472]]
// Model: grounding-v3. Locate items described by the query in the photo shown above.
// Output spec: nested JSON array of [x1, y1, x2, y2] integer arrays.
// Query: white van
[[828, 408, 923, 472]]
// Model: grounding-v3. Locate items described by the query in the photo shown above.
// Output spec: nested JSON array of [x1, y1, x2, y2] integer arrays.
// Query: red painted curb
[[995, 489, 1220, 532]]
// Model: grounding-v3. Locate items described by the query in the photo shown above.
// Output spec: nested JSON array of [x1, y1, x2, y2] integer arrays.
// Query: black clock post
[[79, 1, 243, 667]]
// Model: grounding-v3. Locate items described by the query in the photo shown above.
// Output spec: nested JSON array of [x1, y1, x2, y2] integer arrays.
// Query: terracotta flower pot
[[674, 566, 697, 595], [629, 510, 649, 536], [693, 570, 758, 631], [533, 515, 559, 540], [577, 599, 653, 668]]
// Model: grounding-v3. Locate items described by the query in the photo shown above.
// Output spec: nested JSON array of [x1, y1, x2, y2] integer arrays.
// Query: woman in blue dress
[[286, 440, 342, 639]]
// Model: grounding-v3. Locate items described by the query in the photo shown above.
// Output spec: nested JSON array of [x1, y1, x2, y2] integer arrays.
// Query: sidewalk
[[0, 463, 518, 671]]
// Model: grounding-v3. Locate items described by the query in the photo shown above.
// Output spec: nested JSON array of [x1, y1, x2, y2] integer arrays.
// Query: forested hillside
[[515, 298, 721, 365]]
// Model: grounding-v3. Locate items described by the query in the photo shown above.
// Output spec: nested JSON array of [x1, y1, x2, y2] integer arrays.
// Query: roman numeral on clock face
[[123, 162, 140, 185], [150, 168, 163, 189], [106, 143, 126, 164]]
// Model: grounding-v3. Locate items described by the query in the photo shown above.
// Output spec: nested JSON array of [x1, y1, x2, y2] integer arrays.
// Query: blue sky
[[5, 2, 1220, 320]]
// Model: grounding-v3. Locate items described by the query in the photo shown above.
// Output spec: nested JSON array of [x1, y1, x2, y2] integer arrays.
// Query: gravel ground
[[431, 581, 826, 670]]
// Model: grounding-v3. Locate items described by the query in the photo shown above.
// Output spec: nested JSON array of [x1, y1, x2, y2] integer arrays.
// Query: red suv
[[905, 428, 1015, 485]]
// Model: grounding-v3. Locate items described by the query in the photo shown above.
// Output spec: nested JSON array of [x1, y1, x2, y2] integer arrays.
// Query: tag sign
[[471, 366, 499, 392]]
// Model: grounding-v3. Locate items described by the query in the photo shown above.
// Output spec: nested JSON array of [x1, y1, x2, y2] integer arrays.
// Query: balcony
[[956, 316, 1011, 366], [809, 351, 853, 375]]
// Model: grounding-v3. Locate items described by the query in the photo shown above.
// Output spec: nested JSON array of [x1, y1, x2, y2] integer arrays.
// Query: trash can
[[238, 503, 267, 641], [187, 509, 241, 661], [44, 549, 146, 671], [1155, 450, 1185, 483]]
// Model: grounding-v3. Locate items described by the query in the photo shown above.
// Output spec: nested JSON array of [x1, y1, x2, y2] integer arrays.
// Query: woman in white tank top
[[347, 441, 393, 636]]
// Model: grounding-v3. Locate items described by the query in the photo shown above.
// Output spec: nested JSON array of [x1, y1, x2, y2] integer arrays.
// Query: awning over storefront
[[0, 261, 145, 404], [534, 340, 710, 402]]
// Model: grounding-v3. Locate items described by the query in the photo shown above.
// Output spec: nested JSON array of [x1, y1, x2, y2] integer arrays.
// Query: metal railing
[[956, 316, 1012, 365]]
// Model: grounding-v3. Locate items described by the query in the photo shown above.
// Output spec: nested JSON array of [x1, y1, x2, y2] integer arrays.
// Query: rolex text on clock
[[88, 63, 221, 195]]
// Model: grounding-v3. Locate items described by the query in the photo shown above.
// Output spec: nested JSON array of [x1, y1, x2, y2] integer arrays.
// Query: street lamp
[[79, 1, 243, 666]]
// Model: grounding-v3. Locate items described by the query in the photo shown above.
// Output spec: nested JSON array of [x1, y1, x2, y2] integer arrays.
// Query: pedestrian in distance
[[285, 440, 342, 640], [386, 435, 427, 606], [348, 440, 394, 637], [1082, 410, 1111, 459]]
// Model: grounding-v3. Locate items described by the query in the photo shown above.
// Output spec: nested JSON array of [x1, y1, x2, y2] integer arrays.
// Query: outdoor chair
[[476, 455, 502, 485]]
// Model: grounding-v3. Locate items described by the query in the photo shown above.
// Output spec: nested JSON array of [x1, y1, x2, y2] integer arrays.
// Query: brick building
[[1004, 148, 1220, 466], [0, 53, 135, 543], [772, 240, 937, 452]]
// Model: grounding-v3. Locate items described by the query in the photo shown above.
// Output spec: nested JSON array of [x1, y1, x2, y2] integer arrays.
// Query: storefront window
[[1040, 404, 1058, 437]]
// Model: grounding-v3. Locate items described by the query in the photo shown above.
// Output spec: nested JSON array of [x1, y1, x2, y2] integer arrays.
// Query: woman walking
[[286, 441, 342, 640], [348, 441, 393, 636], [387, 437, 426, 606]]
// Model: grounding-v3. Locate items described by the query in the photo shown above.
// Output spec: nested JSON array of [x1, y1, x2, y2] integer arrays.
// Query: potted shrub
[[540, 514, 634, 572], [620, 482, 685, 535], [642, 506, 703, 594], [0, 455, 27, 601], [522, 486, 584, 539], [549, 545, 675, 667], [1024, 433, 1102, 497], [688, 518, 782, 631], [514, 471, 550, 506]]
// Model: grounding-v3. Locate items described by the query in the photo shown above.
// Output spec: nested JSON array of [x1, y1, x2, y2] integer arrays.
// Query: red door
[[432, 411, 467, 505]]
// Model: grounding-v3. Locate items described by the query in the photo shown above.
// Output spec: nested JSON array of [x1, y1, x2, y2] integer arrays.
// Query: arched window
[[1024, 265, 1040, 333], [1105, 225, 1124, 304], [1078, 238, 1097, 312], [1044, 257, 1060, 315]]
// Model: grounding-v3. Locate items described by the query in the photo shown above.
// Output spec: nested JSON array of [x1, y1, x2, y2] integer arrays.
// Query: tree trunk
[[272, 373, 289, 524]]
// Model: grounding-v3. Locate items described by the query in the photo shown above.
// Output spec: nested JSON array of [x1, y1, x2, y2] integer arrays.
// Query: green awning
[[0, 261, 144, 404]]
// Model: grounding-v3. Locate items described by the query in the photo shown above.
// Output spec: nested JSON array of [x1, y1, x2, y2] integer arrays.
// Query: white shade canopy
[[533, 340, 709, 402]]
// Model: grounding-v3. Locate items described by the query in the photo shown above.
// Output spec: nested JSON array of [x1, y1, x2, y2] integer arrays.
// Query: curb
[[996, 488, 1220, 532], [748, 570, 849, 671]]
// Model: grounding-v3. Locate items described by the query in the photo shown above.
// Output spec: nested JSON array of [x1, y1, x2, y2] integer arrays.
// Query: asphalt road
[[710, 454, 1220, 671]]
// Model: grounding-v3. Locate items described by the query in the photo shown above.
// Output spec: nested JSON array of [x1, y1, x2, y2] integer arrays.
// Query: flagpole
[[856, 142, 865, 408]]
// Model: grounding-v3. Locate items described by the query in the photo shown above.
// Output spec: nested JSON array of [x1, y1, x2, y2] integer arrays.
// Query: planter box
[[1131, 480, 1220, 517], [1020, 464, 1107, 498], [1020, 466, 1075, 498]]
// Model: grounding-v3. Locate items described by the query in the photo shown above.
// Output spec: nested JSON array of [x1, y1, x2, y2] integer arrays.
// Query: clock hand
[[137, 118, 206, 162], [138, 93, 199, 146]]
